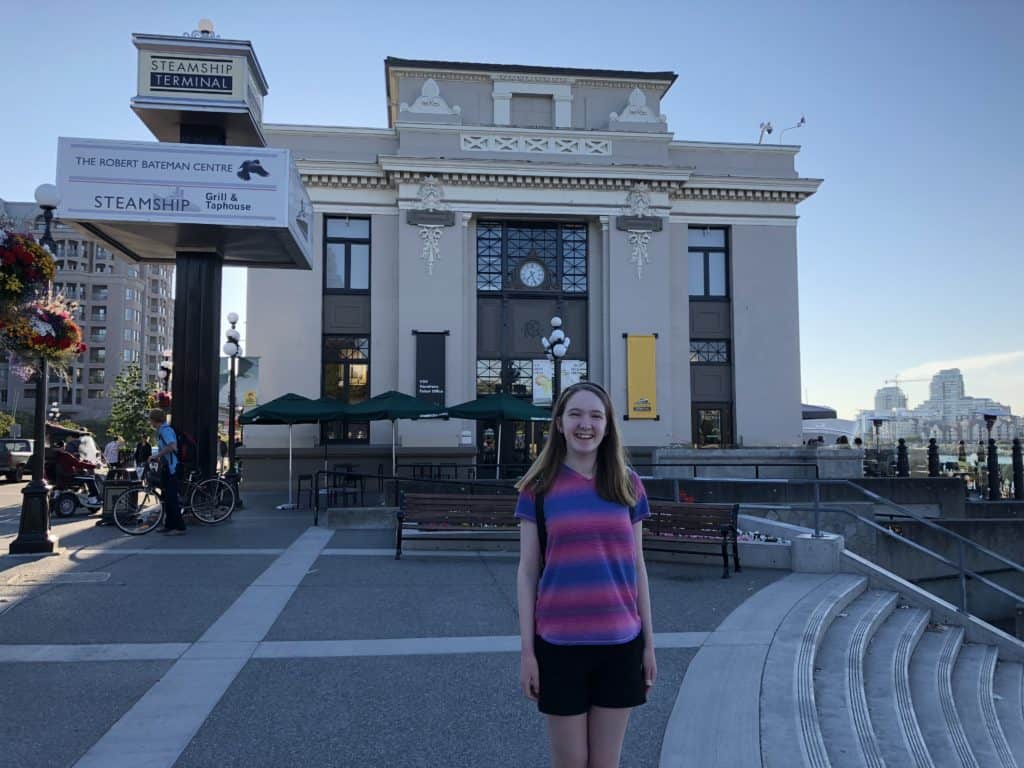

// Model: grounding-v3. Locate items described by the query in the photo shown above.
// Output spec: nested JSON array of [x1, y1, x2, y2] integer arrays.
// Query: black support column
[[172, 252, 222, 478], [170, 122, 227, 479]]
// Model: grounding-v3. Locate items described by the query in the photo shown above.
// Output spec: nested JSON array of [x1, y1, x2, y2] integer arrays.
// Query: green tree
[[107, 364, 153, 446], [0, 412, 13, 437]]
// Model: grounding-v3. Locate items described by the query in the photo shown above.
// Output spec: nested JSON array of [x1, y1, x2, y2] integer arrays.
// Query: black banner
[[415, 332, 446, 407]]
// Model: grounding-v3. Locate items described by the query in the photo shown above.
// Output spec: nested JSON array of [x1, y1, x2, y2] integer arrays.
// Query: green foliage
[[0, 411, 13, 437], [107, 364, 153, 445]]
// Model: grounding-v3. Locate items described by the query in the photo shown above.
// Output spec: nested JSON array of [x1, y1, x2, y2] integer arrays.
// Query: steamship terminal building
[[247, 58, 821, 465]]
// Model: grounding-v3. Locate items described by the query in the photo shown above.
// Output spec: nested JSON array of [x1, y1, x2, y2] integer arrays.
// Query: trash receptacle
[[99, 478, 140, 526]]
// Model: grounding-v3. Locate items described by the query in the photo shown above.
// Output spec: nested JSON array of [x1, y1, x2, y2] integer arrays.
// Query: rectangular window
[[92, 285, 109, 301], [88, 389, 105, 399], [687, 227, 729, 298], [324, 218, 371, 293], [476, 359, 502, 395], [476, 221, 587, 294], [91, 327, 107, 342], [322, 335, 370, 443], [90, 348, 106, 363], [88, 369, 105, 385], [689, 340, 730, 363], [91, 307, 107, 322]]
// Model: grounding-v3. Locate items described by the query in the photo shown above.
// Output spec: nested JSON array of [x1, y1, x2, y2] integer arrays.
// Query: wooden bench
[[396, 494, 742, 577], [644, 501, 741, 578], [395, 493, 519, 559]]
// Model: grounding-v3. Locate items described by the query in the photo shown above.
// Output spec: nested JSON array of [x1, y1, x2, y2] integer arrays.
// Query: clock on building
[[518, 259, 546, 288]]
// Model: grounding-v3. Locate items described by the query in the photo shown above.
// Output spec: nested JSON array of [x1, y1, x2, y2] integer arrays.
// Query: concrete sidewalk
[[1, 489, 784, 767]]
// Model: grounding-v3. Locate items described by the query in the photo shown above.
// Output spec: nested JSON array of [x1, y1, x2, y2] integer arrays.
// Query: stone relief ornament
[[400, 79, 462, 118], [416, 176, 449, 211], [419, 225, 444, 276], [609, 88, 667, 127], [624, 183, 653, 218], [627, 230, 652, 280]]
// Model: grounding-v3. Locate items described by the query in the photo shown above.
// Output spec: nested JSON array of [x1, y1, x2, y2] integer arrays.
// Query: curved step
[[910, 624, 978, 768], [995, 661, 1024, 767], [761, 573, 866, 768], [953, 645, 1018, 768], [814, 590, 898, 768], [863, 605, 933, 768]]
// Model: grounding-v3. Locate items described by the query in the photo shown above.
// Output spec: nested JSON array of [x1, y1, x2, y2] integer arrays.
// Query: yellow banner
[[626, 335, 657, 419]]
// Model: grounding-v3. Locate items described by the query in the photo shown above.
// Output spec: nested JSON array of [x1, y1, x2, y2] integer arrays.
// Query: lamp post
[[10, 183, 61, 555], [48, 401, 61, 423], [540, 316, 571, 405], [222, 312, 241, 502]]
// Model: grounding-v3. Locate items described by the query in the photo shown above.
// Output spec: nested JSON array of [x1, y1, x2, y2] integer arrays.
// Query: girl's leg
[[586, 706, 632, 768], [547, 713, 589, 768]]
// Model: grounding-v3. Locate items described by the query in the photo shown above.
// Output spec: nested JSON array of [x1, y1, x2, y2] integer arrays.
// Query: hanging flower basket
[[0, 229, 56, 312], [0, 297, 86, 370]]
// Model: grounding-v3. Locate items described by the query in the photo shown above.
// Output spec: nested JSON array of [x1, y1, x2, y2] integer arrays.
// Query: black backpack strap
[[535, 491, 546, 573]]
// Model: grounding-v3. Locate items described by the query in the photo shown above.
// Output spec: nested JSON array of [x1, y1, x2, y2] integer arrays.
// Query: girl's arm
[[517, 520, 542, 700], [517, 519, 541, 651], [634, 520, 657, 690]]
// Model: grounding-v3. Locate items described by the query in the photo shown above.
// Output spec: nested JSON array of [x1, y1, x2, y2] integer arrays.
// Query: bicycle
[[111, 465, 236, 535]]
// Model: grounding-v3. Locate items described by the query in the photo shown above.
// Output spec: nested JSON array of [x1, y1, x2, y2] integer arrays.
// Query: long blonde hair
[[514, 381, 637, 507]]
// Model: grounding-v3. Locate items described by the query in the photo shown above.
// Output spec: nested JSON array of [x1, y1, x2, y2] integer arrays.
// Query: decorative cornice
[[674, 187, 814, 203], [389, 68, 490, 84], [674, 176, 822, 203], [301, 173, 391, 189]]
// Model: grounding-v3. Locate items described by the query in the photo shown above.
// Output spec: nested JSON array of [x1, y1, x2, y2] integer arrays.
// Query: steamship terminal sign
[[55, 137, 312, 268]]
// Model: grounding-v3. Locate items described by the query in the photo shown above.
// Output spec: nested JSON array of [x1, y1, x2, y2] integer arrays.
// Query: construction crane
[[883, 376, 930, 387]]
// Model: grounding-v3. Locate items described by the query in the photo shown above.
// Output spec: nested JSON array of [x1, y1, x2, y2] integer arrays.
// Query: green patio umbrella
[[345, 390, 446, 476], [446, 393, 551, 479], [240, 393, 349, 508]]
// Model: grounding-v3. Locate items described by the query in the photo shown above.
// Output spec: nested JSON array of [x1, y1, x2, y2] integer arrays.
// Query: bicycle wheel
[[190, 478, 235, 524], [112, 487, 163, 535]]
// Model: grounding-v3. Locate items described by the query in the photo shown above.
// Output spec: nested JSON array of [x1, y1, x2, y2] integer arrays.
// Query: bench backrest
[[645, 501, 739, 537], [401, 493, 518, 527]]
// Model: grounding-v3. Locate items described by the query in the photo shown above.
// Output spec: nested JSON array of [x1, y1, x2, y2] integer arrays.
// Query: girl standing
[[515, 382, 656, 768]]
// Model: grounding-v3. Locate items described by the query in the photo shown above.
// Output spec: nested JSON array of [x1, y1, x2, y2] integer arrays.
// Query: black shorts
[[534, 633, 646, 716]]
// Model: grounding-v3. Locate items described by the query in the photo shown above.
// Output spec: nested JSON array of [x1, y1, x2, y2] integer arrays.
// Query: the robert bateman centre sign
[[55, 137, 312, 268]]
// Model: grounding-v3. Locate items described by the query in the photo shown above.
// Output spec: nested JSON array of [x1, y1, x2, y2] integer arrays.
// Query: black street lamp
[[540, 316, 571, 405], [222, 312, 242, 503], [10, 183, 61, 555], [48, 401, 61, 423]]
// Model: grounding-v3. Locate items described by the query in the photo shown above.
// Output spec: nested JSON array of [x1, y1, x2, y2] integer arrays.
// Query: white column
[[493, 93, 511, 126], [554, 94, 573, 128]]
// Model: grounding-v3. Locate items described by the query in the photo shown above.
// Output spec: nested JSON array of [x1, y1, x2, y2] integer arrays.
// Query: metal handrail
[[675, 475, 1024, 616], [744, 499, 1024, 615]]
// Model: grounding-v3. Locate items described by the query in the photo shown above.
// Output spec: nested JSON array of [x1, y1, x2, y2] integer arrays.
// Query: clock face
[[519, 260, 546, 288]]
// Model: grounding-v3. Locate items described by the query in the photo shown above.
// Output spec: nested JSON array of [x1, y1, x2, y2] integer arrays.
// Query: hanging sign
[[415, 332, 446, 407], [626, 335, 658, 419]]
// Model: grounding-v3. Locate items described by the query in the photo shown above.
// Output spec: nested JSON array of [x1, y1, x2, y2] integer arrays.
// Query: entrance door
[[692, 404, 733, 447], [477, 419, 547, 479]]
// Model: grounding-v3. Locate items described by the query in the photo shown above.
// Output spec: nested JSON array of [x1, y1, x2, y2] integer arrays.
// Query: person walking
[[148, 409, 185, 535], [134, 436, 151, 468], [514, 381, 655, 768]]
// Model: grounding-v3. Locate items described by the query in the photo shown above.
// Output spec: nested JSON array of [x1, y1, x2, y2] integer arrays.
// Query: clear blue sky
[[3, 0, 1021, 418]]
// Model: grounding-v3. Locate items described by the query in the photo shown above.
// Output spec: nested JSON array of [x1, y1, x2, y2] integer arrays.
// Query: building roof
[[384, 57, 678, 127]]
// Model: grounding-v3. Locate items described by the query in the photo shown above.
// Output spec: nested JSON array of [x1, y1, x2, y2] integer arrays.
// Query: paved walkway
[[0, 487, 784, 767]]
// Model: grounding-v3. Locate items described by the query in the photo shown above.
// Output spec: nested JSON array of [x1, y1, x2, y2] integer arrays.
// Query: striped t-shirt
[[515, 464, 650, 645]]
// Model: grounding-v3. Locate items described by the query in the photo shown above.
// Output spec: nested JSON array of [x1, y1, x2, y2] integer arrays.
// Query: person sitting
[[54, 441, 101, 502]]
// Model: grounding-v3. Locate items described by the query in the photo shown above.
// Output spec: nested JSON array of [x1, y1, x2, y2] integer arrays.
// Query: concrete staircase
[[662, 572, 1024, 767]]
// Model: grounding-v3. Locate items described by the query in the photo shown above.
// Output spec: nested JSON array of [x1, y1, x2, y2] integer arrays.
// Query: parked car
[[0, 438, 34, 482]]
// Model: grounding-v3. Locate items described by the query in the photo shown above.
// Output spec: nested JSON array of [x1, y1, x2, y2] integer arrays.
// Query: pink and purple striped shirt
[[516, 465, 650, 645]]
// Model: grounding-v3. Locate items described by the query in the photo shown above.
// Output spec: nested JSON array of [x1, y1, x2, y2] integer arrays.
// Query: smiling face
[[557, 388, 608, 462]]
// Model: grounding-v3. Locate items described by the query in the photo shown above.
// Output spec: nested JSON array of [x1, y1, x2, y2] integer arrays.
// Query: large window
[[688, 227, 728, 298], [689, 340, 730, 363], [476, 222, 587, 293], [322, 335, 370, 443], [324, 218, 370, 292]]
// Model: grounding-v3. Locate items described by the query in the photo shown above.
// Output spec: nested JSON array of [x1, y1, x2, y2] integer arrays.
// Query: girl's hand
[[643, 645, 657, 692], [520, 652, 540, 701]]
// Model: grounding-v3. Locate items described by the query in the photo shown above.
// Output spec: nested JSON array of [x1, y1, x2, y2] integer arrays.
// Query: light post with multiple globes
[[540, 316, 571, 405], [223, 313, 242, 503], [10, 183, 61, 555]]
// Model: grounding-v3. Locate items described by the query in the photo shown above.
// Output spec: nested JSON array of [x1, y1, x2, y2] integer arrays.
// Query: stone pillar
[[927, 438, 940, 477]]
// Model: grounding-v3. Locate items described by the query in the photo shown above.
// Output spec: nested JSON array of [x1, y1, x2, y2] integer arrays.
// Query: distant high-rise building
[[930, 368, 965, 402], [874, 386, 907, 411], [0, 200, 174, 424]]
